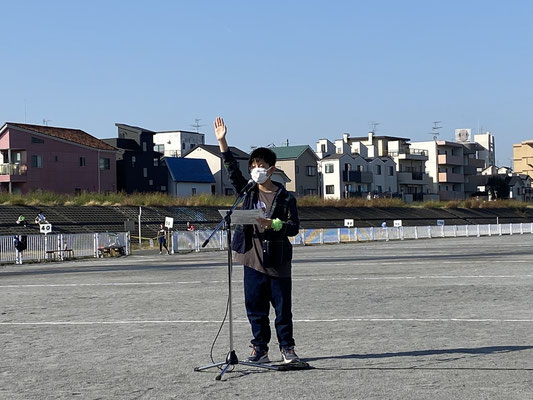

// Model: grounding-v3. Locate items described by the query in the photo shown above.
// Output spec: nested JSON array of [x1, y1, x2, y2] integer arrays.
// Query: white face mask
[[251, 167, 270, 184]]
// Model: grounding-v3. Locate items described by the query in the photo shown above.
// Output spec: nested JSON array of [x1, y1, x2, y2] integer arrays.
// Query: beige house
[[184, 144, 249, 195], [271, 145, 319, 196], [513, 140, 533, 182]]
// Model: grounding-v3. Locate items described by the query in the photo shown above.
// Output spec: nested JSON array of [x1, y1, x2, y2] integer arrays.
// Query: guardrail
[[172, 223, 533, 252], [0, 232, 130, 265]]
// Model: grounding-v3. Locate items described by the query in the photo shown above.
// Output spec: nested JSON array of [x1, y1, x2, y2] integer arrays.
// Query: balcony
[[467, 158, 486, 168], [0, 163, 27, 178], [438, 172, 464, 183], [388, 148, 428, 161], [397, 171, 428, 185], [438, 154, 463, 165], [342, 170, 373, 183]]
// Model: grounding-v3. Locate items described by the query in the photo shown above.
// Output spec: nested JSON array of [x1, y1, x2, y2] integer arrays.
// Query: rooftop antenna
[[42, 119, 52, 126], [190, 118, 204, 133], [369, 121, 380, 133], [428, 120, 442, 141]]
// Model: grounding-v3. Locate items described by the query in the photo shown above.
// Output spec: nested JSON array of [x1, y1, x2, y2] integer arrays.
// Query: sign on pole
[[40, 223, 52, 234], [165, 217, 174, 229], [344, 219, 354, 227], [393, 220, 402, 227], [437, 219, 445, 226]]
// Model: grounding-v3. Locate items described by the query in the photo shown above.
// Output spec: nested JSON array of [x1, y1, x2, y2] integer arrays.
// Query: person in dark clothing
[[214, 116, 301, 364], [157, 224, 170, 255]]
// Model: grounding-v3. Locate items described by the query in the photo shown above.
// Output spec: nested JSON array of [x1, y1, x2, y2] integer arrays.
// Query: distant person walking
[[16, 215, 27, 227], [35, 211, 47, 224], [186, 221, 195, 231], [157, 224, 170, 255]]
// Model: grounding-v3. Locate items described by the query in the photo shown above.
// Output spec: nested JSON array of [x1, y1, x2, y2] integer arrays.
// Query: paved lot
[[1, 235, 533, 399]]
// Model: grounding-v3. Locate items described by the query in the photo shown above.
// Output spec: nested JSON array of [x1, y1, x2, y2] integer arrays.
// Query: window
[[182, 143, 186, 150], [321, 144, 326, 152], [153, 158, 159, 166], [192, 188, 197, 195], [325, 185, 335, 194], [377, 185, 382, 193], [31, 155, 42, 168], [79, 156, 86, 167], [357, 165, 363, 172], [131, 156, 136, 167], [142, 142, 147, 152], [153, 144, 164, 153], [190, 144, 195, 149], [31, 137, 44, 144], [54, 156, 59, 162], [389, 166, 394, 176], [211, 185, 216, 194], [161, 185, 167, 191], [143, 168, 148, 177], [225, 188, 234, 195], [99, 158, 110, 170], [304, 189, 317, 196], [376, 165, 382, 175], [325, 164, 334, 173], [149, 179, 153, 186], [306, 166, 317, 176]]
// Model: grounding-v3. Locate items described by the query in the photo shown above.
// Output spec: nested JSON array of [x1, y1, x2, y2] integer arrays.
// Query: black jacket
[[222, 150, 299, 267]]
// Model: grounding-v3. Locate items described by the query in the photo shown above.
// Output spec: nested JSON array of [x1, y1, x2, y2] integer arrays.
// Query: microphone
[[239, 179, 256, 195]]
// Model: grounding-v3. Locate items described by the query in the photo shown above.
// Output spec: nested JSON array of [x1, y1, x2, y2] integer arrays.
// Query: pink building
[[0, 123, 117, 194]]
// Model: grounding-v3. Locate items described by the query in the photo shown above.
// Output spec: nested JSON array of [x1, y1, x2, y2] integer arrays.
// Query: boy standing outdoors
[[214, 116, 301, 364]]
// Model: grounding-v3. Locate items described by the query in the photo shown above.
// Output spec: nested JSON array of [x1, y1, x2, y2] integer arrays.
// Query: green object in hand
[[271, 218, 283, 231]]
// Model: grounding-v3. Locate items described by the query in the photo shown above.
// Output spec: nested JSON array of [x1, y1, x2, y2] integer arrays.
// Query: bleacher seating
[[1, 205, 532, 236]]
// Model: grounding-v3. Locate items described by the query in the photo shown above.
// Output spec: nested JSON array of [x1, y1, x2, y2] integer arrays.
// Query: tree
[[486, 176, 509, 200]]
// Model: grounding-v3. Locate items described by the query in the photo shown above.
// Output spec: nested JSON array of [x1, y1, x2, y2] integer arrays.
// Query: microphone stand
[[194, 187, 279, 380]]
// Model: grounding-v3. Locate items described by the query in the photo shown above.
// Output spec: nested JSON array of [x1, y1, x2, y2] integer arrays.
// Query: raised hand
[[214, 117, 227, 141]]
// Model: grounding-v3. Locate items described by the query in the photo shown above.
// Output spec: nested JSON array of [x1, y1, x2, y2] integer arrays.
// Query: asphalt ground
[[1, 235, 533, 399]]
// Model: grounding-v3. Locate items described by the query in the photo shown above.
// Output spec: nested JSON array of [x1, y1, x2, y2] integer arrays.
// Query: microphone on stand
[[239, 179, 257, 196]]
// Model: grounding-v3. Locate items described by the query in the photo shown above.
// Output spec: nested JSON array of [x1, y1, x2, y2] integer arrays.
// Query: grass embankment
[[0, 192, 530, 209]]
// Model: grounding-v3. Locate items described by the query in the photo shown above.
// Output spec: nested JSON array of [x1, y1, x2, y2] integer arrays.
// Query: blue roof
[[163, 157, 215, 183]]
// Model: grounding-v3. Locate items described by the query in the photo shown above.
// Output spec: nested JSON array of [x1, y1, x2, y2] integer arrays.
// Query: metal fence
[[0, 232, 130, 265], [3, 223, 531, 264], [172, 223, 533, 252]]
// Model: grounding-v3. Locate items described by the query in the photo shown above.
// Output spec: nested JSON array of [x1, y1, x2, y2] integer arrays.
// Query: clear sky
[[2, 0, 532, 166]]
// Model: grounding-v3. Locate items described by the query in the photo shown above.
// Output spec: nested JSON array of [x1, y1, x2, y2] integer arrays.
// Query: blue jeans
[[243, 266, 295, 351]]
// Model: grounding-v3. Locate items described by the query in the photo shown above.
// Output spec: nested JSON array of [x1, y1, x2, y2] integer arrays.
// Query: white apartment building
[[369, 157, 397, 194], [316, 139, 373, 199], [153, 130, 205, 157], [412, 140, 466, 200], [343, 132, 433, 201], [474, 131, 495, 170]]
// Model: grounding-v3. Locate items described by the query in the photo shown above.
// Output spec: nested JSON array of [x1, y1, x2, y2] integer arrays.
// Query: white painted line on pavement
[[2, 274, 532, 289], [2, 317, 533, 326]]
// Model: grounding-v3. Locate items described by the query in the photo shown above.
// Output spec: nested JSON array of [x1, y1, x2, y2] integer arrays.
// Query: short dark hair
[[248, 147, 276, 168]]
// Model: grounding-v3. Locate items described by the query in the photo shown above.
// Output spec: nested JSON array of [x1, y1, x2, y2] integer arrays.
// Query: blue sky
[[2, 1, 532, 166]]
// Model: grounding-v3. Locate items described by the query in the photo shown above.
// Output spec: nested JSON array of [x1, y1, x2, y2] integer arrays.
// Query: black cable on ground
[[209, 293, 232, 371]]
